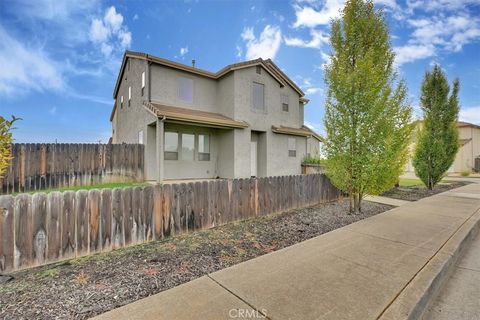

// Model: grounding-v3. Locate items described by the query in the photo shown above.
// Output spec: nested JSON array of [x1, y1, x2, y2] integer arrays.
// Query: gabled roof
[[144, 101, 249, 129], [457, 121, 480, 129], [113, 50, 305, 99], [302, 125, 324, 142]]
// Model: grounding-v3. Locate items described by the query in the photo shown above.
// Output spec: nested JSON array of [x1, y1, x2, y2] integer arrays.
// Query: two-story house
[[110, 51, 322, 182]]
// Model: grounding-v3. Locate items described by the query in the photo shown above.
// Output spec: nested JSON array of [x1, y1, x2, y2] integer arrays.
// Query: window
[[281, 94, 289, 112], [178, 77, 193, 103], [198, 134, 210, 161], [128, 86, 131, 106], [181, 133, 195, 160], [138, 130, 144, 144], [288, 138, 296, 157], [120, 96, 124, 109], [164, 132, 179, 160], [141, 72, 145, 96], [256, 65, 261, 74], [252, 82, 265, 111]]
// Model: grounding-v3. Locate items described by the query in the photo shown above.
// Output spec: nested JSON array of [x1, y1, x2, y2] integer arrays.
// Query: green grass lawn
[[17, 182, 149, 195], [399, 178, 424, 187]]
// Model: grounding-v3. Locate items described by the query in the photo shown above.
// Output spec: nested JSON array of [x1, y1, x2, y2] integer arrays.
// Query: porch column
[[156, 118, 164, 183]]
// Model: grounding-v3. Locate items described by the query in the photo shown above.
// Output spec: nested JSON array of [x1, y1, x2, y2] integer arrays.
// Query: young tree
[[413, 65, 460, 190], [0, 115, 19, 181], [324, 0, 413, 214]]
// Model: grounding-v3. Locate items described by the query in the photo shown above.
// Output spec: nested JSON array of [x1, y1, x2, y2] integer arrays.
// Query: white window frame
[[128, 86, 132, 106], [120, 95, 124, 108], [181, 133, 195, 161], [198, 134, 210, 161], [164, 131, 179, 160], [138, 130, 144, 144], [141, 72, 145, 88]]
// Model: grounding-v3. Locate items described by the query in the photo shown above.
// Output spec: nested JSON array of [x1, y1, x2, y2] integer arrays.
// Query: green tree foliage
[[0, 115, 19, 181], [323, 0, 413, 214], [413, 65, 460, 190]]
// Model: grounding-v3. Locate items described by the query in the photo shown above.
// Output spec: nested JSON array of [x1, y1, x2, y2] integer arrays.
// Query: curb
[[379, 208, 480, 320]]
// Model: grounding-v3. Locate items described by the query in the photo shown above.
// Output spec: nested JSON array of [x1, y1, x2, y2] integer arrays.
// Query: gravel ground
[[381, 181, 470, 201], [0, 199, 392, 320]]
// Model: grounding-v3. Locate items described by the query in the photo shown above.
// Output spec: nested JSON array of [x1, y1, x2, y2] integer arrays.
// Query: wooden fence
[[0, 174, 341, 273], [1, 144, 144, 194]]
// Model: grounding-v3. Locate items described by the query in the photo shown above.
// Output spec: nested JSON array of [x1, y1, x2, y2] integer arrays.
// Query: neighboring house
[[110, 51, 322, 182], [405, 121, 480, 174]]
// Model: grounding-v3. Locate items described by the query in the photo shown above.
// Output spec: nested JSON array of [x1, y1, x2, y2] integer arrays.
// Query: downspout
[[148, 59, 152, 102]]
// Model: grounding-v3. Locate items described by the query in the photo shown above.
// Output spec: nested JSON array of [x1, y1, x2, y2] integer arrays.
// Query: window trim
[[198, 134, 210, 161], [120, 95, 123, 109], [252, 82, 266, 113], [281, 94, 289, 112], [128, 86, 132, 107], [138, 130, 144, 144], [288, 137, 296, 157], [164, 131, 179, 160], [180, 133, 195, 161], [141, 72, 145, 96]]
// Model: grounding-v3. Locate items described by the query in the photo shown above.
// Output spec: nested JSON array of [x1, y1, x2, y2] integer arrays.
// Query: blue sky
[[1, 0, 479, 143]]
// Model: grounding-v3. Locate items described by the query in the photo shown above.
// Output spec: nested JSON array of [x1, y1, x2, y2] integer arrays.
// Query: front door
[[251, 140, 257, 177]]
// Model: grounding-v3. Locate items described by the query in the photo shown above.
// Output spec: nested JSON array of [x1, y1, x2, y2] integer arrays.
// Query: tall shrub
[[324, 0, 413, 214], [413, 65, 460, 190], [0, 115, 19, 181]]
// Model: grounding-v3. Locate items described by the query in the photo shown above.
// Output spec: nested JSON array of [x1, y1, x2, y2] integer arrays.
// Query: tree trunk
[[349, 192, 353, 215], [353, 193, 360, 215], [358, 192, 363, 214]]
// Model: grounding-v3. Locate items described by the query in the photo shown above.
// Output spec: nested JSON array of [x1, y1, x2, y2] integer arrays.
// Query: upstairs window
[[281, 94, 289, 112], [198, 134, 210, 161], [288, 138, 296, 157], [164, 132, 179, 160], [252, 82, 265, 111], [178, 77, 193, 103], [120, 96, 124, 109], [256, 65, 262, 74], [181, 133, 195, 160], [141, 72, 145, 96], [128, 86, 131, 107], [138, 130, 144, 144]]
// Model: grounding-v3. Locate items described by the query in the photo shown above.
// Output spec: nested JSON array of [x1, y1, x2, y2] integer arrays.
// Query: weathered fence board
[[1, 144, 144, 194], [0, 174, 341, 273]]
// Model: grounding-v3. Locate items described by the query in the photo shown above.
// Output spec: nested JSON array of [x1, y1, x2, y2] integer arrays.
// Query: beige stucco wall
[[112, 58, 309, 180], [405, 124, 480, 174], [150, 64, 219, 113]]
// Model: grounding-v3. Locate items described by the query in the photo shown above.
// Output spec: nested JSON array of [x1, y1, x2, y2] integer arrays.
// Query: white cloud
[[292, 0, 344, 28], [236, 45, 243, 58], [306, 87, 322, 95], [285, 29, 329, 49], [394, 44, 436, 65], [460, 106, 480, 125], [180, 46, 189, 56], [89, 6, 132, 57], [133, 14, 139, 21], [241, 25, 282, 60], [90, 18, 110, 43], [0, 26, 64, 95], [104, 6, 124, 32]]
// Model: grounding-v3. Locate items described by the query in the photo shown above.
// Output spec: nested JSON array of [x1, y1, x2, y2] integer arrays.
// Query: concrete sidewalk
[[94, 184, 480, 320], [364, 195, 410, 206]]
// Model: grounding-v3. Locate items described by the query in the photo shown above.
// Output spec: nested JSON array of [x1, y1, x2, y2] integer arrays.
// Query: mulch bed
[[0, 199, 392, 319], [381, 181, 470, 201]]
